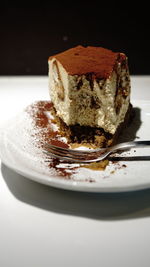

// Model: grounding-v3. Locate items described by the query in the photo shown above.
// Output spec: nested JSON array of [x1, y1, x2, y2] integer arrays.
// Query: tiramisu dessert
[[48, 45, 131, 148]]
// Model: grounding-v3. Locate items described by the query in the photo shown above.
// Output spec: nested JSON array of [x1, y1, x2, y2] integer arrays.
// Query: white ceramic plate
[[0, 99, 150, 193]]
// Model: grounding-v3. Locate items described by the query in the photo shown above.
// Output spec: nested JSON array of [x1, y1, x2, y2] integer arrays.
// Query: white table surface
[[0, 76, 150, 267]]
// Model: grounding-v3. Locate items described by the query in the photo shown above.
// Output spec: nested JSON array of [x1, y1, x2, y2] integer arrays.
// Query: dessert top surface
[[49, 45, 125, 79]]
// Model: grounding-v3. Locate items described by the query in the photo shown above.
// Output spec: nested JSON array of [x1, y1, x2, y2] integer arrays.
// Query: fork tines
[[44, 143, 101, 162]]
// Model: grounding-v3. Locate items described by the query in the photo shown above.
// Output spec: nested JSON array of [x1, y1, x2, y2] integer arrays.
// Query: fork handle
[[112, 141, 150, 152]]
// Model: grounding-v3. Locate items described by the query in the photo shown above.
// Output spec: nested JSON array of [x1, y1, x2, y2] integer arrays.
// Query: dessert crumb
[[122, 164, 127, 168]]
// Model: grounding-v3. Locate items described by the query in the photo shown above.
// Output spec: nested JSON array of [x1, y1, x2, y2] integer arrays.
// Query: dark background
[[0, 6, 150, 75]]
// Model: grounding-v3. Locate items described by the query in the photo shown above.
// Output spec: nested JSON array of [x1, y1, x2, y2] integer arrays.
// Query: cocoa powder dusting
[[26, 101, 76, 178], [48, 158, 77, 178], [49, 45, 122, 79]]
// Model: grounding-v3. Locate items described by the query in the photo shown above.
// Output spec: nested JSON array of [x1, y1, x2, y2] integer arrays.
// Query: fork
[[44, 141, 150, 163]]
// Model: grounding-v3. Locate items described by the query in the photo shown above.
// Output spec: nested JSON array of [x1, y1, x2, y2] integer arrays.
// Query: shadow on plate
[[2, 163, 150, 221], [117, 107, 142, 143]]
